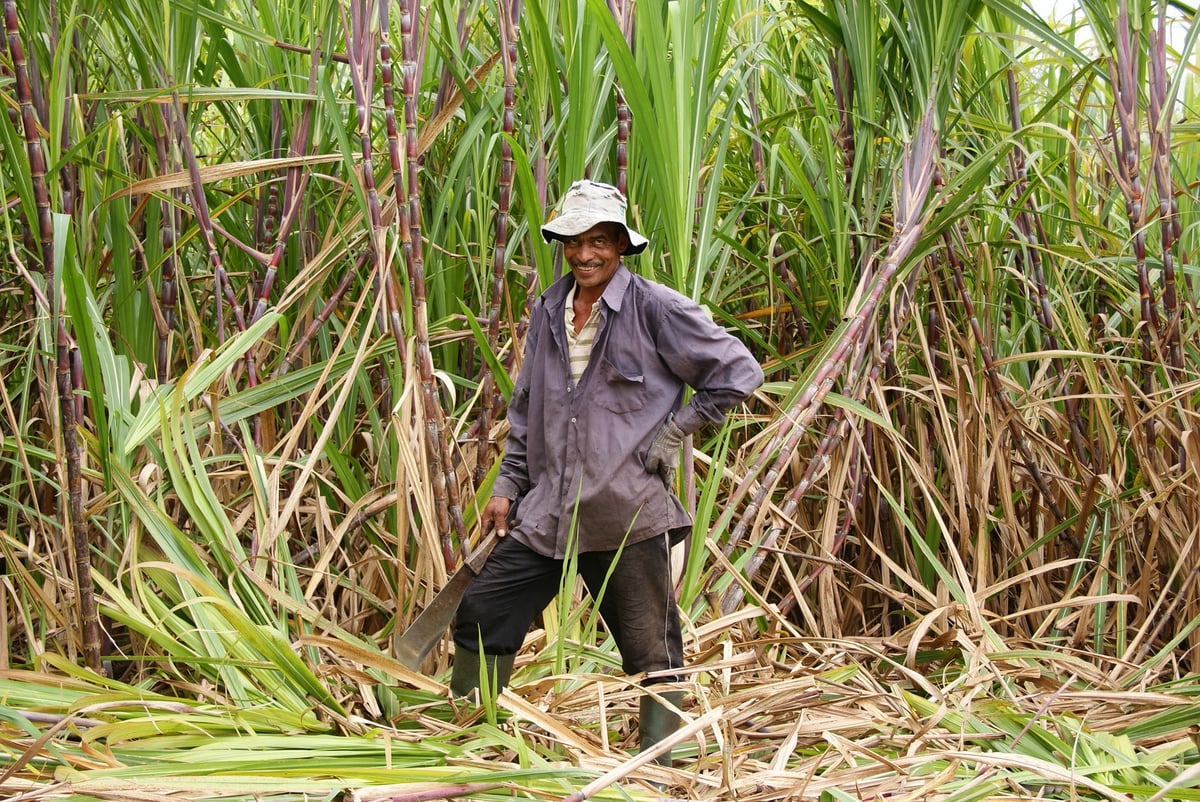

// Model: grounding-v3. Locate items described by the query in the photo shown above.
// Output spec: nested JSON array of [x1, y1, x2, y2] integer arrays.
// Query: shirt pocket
[[597, 357, 645, 413]]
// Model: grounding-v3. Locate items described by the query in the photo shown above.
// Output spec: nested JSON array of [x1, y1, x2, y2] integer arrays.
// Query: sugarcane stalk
[[277, 261, 363, 376], [776, 413, 872, 620], [831, 46, 866, 285], [240, 70, 317, 446], [260, 192, 313, 307], [767, 199, 1079, 612], [257, 102, 284, 251], [164, 91, 265, 449], [1005, 68, 1090, 467], [831, 49, 855, 187], [164, 92, 249, 347], [473, 0, 521, 489], [398, 0, 464, 565], [942, 227, 1069, 534], [150, 107, 182, 383], [719, 412, 844, 613], [272, 40, 350, 64], [58, 328, 99, 672], [1146, 8, 1187, 472], [58, 26, 81, 222], [5, 0, 101, 673], [745, 73, 806, 352], [156, 201, 181, 383], [5, 0, 52, 279], [1109, 0, 1159, 454], [60, 16, 102, 662], [248, 73, 316, 328], [832, 433, 869, 574], [10, 262, 101, 673], [720, 253, 926, 612], [429, 2, 470, 123], [341, 0, 407, 489], [610, 0, 633, 194], [723, 104, 940, 558], [344, 0, 390, 339], [525, 125, 550, 325]]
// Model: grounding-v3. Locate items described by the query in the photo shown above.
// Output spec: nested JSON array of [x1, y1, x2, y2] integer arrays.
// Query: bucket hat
[[541, 180, 649, 255]]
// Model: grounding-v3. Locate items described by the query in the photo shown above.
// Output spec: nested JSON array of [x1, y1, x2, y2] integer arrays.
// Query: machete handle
[[464, 528, 500, 575]]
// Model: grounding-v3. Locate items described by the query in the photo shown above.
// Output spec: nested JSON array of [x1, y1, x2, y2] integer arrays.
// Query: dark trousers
[[454, 533, 684, 683]]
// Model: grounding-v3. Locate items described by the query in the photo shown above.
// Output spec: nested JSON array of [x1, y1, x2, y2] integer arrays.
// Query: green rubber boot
[[639, 689, 685, 767], [449, 649, 515, 700]]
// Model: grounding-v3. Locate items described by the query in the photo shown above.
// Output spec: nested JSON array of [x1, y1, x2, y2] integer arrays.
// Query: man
[[452, 179, 763, 765]]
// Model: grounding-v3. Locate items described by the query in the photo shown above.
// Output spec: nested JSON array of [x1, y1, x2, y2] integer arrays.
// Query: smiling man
[[451, 179, 763, 767]]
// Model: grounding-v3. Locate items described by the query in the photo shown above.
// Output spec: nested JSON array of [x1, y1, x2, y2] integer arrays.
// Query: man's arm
[[657, 297, 764, 434]]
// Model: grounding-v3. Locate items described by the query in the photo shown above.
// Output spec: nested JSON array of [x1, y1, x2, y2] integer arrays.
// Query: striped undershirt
[[565, 284, 601, 383]]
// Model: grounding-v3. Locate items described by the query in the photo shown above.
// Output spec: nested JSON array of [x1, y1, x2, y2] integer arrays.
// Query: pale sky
[[1026, 0, 1191, 54]]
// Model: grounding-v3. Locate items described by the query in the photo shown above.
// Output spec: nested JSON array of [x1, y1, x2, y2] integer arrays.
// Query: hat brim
[[541, 213, 649, 255]]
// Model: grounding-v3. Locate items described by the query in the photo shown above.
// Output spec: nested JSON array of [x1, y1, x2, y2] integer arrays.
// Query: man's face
[[563, 223, 628, 296]]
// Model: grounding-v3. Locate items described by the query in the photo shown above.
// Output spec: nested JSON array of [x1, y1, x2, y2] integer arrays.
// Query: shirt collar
[[599, 263, 631, 312]]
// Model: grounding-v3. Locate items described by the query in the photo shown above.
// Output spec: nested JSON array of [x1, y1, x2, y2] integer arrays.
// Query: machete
[[393, 528, 501, 671]]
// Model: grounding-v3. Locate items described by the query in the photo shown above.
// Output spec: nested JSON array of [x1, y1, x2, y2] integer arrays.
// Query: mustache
[[570, 260, 604, 269]]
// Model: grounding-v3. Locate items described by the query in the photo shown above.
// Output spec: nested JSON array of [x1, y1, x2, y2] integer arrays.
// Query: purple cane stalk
[[1005, 68, 1090, 466], [5, 0, 101, 672], [473, 0, 522, 489], [722, 104, 940, 558], [398, 0, 464, 566], [942, 228, 1068, 533], [164, 92, 248, 345], [1147, 7, 1187, 470], [1109, 0, 1158, 455], [721, 253, 927, 613], [149, 107, 183, 383]]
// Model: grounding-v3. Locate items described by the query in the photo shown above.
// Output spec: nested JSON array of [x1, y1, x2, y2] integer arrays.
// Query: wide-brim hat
[[541, 179, 649, 255]]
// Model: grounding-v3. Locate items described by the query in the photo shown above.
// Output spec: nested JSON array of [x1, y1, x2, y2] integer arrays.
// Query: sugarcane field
[[2, 0, 1200, 800]]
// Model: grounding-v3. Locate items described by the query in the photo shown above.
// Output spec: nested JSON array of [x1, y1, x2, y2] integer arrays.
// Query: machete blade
[[393, 530, 500, 671]]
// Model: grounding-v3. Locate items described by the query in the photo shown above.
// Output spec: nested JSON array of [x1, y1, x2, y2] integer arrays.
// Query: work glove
[[644, 417, 685, 486]]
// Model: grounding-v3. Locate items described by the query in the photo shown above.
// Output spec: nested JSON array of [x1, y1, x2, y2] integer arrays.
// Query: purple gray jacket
[[492, 264, 764, 559]]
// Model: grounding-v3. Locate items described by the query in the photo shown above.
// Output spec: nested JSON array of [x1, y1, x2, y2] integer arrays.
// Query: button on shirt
[[492, 264, 764, 559]]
